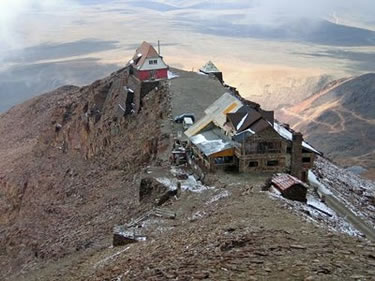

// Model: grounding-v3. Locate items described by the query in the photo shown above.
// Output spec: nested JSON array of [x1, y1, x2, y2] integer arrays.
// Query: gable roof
[[227, 107, 263, 133], [200, 61, 220, 73], [131, 41, 160, 69], [187, 92, 321, 155], [185, 92, 243, 138], [271, 173, 307, 191]]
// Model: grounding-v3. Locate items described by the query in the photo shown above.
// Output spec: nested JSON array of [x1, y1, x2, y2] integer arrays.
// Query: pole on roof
[[158, 40, 161, 55]]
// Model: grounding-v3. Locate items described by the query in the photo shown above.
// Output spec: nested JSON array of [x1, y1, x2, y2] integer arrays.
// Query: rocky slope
[[277, 73, 375, 179], [0, 68, 172, 280], [1, 68, 375, 281]]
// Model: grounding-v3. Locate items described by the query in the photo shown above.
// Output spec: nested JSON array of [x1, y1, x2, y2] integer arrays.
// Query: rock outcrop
[[0, 68, 172, 279]]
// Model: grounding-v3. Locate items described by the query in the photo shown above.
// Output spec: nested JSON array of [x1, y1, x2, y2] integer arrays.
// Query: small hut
[[199, 61, 223, 83], [271, 173, 308, 202], [129, 41, 168, 81]]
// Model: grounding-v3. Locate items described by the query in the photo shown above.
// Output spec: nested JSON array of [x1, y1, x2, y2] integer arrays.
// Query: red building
[[129, 41, 168, 81]]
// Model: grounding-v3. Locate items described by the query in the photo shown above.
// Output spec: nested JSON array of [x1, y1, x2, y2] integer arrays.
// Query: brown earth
[[0, 68, 173, 280], [13, 173, 375, 281], [1, 68, 375, 280]]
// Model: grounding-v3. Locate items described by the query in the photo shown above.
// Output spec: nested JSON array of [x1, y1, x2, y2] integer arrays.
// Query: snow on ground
[[308, 170, 332, 195], [157, 167, 214, 193], [189, 210, 207, 221], [168, 71, 179, 80], [206, 190, 231, 204], [307, 195, 333, 216], [313, 156, 375, 229], [94, 246, 131, 269], [197, 71, 208, 76], [268, 191, 361, 237]]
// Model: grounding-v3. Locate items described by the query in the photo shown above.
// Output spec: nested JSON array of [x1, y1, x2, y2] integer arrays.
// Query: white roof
[[183, 117, 194, 125], [200, 61, 220, 73], [185, 92, 243, 138], [190, 129, 233, 156]]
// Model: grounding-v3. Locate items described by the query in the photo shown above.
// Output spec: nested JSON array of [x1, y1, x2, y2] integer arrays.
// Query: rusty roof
[[132, 41, 160, 69], [271, 173, 306, 192]]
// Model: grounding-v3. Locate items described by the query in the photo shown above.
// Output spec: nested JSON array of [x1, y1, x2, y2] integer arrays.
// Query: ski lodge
[[185, 93, 321, 181]]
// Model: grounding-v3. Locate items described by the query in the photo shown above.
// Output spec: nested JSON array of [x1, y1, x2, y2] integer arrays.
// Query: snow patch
[[236, 113, 248, 131], [206, 190, 230, 204], [168, 70, 179, 79], [94, 246, 131, 269], [197, 71, 208, 76], [157, 173, 214, 193], [268, 191, 361, 237], [308, 170, 332, 195], [307, 195, 334, 216]]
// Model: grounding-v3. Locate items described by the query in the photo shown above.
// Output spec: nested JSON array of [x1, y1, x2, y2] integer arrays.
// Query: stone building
[[186, 93, 320, 181]]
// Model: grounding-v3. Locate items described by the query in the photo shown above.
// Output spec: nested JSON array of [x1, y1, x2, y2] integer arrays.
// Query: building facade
[[186, 93, 320, 181], [129, 41, 168, 81]]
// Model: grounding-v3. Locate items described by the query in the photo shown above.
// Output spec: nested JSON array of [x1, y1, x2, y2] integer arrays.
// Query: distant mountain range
[[277, 73, 375, 178]]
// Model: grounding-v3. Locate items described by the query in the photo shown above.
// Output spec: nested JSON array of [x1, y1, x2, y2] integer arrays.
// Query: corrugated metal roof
[[190, 128, 233, 157], [185, 92, 243, 138]]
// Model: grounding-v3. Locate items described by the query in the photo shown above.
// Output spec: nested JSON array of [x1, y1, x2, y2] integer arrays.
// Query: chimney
[[158, 40, 161, 55], [291, 132, 303, 180]]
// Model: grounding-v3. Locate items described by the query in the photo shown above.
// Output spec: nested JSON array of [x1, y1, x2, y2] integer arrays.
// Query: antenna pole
[[158, 40, 161, 55]]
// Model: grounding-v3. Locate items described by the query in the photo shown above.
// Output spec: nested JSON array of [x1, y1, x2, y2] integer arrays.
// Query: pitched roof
[[185, 92, 243, 138], [200, 61, 220, 73], [131, 41, 160, 69], [271, 173, 307, 192], [230, 103, 320, 154], [227, 107, 263, 133]]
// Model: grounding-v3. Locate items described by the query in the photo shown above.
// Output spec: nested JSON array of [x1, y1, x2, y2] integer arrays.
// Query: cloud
[[0, 0, 79, 54], [244, 0, 375, 26]]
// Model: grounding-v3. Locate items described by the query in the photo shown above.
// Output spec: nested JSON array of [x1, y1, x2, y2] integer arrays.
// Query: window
[[149, 59, 158, 65], [267, 160, 279, 167], [302, 157, 311, 163], [257, 141, 281, 153], [214, 156, 234, 165], [248, 161, 259, 167]]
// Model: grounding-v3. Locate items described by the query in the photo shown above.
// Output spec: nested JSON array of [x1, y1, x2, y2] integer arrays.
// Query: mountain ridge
[[277, 73, 375, 178], [1, 67, 375, 280]]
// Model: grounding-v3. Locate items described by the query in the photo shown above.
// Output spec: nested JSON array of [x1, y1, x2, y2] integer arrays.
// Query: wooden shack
[[271, 173, 308, 202]]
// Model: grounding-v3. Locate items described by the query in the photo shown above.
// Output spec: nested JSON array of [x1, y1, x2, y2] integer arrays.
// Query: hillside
[[277, 73, 375, 179], [1, 68, 375, 280], [241, 74, 333, 111], [0, 68, 173, 279]]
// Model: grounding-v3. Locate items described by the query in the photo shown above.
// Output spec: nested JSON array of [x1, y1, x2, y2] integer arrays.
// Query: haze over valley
[[1, 0, 375, 112]]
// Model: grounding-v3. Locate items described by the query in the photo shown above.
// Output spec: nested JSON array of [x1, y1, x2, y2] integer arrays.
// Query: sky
[[0, 0, 375, 111], [1, 0, 375, 51]]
